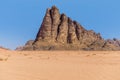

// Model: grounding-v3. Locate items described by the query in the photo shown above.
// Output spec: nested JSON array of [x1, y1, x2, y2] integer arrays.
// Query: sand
[[0, 50, 120, 80]]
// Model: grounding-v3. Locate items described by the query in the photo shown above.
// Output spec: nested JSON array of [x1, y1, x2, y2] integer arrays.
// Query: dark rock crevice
[[56, 14, 63, 41]]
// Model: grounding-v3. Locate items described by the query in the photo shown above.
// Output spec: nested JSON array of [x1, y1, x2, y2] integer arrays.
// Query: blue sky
[[0, 0, 120, 49]]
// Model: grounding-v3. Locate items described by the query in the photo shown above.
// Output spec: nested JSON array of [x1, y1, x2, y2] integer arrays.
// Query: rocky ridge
[[21, 6, 120, 50]]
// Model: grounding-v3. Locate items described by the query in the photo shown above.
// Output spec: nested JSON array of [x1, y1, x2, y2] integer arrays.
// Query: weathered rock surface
[[22, 6, 120, 51], [16, 40, 34, 51], [106, 38, 120, 47]]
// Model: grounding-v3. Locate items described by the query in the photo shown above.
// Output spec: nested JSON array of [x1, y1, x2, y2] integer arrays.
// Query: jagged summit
[[21, 6, 120, 50]]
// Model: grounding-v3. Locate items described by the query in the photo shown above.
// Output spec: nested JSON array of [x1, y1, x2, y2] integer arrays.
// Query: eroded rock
[[22, 6, 120, 51]]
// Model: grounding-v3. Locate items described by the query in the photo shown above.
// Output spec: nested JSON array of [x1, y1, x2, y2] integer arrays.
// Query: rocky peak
[[35, 6, 60, 42], [22, 6, 120, 50]]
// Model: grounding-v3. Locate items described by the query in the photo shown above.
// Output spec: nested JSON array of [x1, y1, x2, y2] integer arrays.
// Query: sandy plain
[[0, 50, 120, 80]]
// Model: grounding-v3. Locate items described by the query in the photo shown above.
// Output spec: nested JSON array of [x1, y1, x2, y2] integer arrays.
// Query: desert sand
[[0, 50, 120, 80]]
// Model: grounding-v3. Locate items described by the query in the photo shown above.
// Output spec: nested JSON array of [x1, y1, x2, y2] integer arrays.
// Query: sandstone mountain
[[21, 6, 120, 50]]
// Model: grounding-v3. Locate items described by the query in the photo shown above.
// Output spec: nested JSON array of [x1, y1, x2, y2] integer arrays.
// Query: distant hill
[[21, 6, 120, 51], [0, 46, 9, 51]]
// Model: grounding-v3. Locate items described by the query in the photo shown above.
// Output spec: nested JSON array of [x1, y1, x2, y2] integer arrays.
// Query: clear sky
[[0, 0, 120, 49]]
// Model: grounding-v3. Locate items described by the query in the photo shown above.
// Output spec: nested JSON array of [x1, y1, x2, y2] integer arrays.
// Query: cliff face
[[22, 6, 120, 50]]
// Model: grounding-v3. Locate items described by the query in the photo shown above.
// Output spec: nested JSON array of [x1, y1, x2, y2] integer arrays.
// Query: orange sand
[[0, 51, 120, 80]]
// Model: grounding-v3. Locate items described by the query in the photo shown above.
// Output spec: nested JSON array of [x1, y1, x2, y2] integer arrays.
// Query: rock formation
[[106, 38, 120, 47], [22, 6, 120, 50], [16, 40, 34, 51]]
